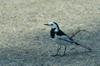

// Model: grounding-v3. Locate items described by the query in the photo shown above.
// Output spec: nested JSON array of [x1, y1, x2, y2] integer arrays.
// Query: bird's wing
[[57, 35, 74, 43]]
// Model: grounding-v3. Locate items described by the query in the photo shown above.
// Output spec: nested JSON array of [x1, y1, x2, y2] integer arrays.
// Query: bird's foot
[[88, 48, 92, 52], [51, 54, 60, 57], [60, 54, 66, 56]]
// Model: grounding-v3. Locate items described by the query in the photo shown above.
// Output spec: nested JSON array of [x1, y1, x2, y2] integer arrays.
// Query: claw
[[51, 54, 59, 57], [88, 48, 92, 52]]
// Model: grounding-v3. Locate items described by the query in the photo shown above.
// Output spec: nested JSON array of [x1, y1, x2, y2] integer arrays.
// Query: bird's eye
[[51, 24, 53, 26]]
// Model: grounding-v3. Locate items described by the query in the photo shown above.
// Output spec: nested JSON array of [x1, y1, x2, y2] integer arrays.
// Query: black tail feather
[[74, 41, 92, 51]]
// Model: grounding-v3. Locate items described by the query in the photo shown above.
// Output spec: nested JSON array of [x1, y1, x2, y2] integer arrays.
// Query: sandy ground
[[0, 0, 100, 66]]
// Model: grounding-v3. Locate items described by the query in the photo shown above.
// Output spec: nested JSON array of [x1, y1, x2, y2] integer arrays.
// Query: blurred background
[[0, 0, 100, 66]]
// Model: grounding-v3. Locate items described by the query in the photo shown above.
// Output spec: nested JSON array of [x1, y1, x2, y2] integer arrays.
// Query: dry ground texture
[[0, 0, 100, 66]]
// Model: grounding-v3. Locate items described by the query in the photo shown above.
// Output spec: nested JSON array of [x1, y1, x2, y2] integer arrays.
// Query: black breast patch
[[50, 29, 55, 38], [50, 28, 67, 38]]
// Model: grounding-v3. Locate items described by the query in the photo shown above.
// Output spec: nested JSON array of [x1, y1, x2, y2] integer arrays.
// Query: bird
[[44, 21, 92, 56]]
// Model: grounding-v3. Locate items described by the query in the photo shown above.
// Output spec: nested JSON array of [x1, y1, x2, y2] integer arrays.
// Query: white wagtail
[[44, 21, 92, 56]]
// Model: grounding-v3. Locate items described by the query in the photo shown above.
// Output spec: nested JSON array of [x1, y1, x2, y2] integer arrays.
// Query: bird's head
[[44, 21, 60, 32], [44, 22, 60, 32]]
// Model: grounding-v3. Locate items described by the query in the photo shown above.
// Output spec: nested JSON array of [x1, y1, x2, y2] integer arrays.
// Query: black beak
[[44, 24, 49, 26]]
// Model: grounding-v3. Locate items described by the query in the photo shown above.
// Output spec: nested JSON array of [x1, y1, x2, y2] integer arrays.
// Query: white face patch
[[48, 22, 57, 28], [48, 22, 59, 32]]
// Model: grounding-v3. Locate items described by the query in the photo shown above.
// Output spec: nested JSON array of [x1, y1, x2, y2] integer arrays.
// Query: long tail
[[59, 35, 92, 51], [73, 41, 92, 51], [69, 28, 92, 51]]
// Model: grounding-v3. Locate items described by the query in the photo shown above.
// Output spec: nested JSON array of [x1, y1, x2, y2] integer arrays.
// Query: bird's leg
[[56, 45, 61, 55], [52, 45, 61, 56], [62, 46, 67, 56]]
